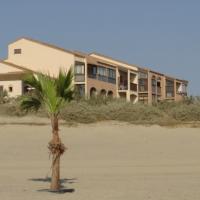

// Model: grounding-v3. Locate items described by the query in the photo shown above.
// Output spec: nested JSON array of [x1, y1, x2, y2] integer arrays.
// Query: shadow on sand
[[29, 177, 76, 194]]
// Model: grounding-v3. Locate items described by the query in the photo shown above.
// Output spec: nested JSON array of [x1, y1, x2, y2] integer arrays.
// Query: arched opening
[[100, 89, 106, 97], [90, 87, 97, 97], [107, 90, 113, 98]]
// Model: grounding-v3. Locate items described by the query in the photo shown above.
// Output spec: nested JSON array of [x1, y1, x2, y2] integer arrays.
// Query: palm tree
[[20, 69, 73, 191]]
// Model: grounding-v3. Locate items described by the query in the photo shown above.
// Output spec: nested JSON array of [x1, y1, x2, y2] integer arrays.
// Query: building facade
[[0, 37, 188, 103]]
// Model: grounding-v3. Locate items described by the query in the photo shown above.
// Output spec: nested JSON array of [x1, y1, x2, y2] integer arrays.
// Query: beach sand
[[0, 119, 200, 200]]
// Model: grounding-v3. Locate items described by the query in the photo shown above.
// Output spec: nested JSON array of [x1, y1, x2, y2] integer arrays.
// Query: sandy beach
[[1, 119, 200, 200]]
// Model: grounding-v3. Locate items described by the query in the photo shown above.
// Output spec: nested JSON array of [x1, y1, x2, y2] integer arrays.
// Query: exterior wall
[[87, 77, 117, 97], [0, 62, 22, 73], [0, 80, 22, 97], [175, 93, 185, 101], [7, 39, 75, 77]]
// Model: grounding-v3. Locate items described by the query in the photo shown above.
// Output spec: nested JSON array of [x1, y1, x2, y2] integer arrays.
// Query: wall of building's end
[[87, 78, 117, 97], [0, 80, 22, 97], [7, 38, 75, 77], [0, 62, 23, 73]]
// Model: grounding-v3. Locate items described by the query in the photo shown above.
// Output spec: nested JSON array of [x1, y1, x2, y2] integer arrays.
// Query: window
[[108, 68, 116, 79], [14, 49, 22, 54], [92, 66, 97, 75], [152, 79, 156, 86], [139, 79, 148, 92], [8, 86, 13, 92], [139, 72, 148, 79], [74, 61, 85, 82], [108, 68, 116, 84], [74, 61, 85, 74], [97, 66, 107, 76], [87, 65, 97, 79], [166, 80, 174, 97], [87, 65, 115, 84]]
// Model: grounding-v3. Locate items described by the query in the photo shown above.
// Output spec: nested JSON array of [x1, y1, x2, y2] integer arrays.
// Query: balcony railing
[[139, 86, 148, 92], [74, 74, 85, 82], [119, 84, 128, 90]]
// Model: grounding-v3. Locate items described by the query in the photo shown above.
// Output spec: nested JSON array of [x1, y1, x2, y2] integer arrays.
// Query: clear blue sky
[[0, 0, 199, 95]]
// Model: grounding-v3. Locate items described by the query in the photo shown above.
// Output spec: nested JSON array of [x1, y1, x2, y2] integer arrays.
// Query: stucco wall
[[7, 39, 75, 77], [0, 80, 22, 97], [87, 78, 117, 97]]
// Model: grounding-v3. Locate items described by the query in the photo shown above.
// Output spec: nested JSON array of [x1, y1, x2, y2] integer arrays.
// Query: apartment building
[[0, 37, 188, 103]]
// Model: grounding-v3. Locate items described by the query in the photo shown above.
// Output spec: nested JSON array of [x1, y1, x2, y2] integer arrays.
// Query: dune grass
[[1, 96, 200, 126]]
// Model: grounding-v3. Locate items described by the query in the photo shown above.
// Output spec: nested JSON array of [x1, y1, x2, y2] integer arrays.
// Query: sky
[[0, 0, 199, 95]]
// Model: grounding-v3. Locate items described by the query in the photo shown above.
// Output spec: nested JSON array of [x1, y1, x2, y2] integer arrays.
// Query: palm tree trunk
[[51, 153, 60, 191], [50, 115, 61, 191]]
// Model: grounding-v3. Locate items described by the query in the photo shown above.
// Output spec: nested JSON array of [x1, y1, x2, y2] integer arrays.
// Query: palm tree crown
[[21, 69, 73, 116]]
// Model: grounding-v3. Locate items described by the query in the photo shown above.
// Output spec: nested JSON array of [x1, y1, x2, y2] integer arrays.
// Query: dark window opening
[[9, 86, 13, 92], [14, 49, 22, 54], [166, 80, 174, 97]]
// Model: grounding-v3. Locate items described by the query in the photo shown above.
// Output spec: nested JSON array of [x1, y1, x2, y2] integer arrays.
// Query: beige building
[[0, 37, 188, 103]]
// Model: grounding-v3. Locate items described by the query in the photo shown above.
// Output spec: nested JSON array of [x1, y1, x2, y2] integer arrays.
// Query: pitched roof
[[90, 52, 140, 69], [74, 51, 118, 68], [0, 72, 28, 81], [0, 60, 33, 73]]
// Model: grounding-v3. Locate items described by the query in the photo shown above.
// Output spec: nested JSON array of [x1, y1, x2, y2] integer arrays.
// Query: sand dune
[[0, 120, 200, 200]]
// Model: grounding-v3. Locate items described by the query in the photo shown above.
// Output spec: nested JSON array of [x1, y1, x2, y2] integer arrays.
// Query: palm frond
[[56, 68, 74, 101], [24, 73, 43, 93], [21, 68, 74, 116], [20, 95, 41, 111]]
